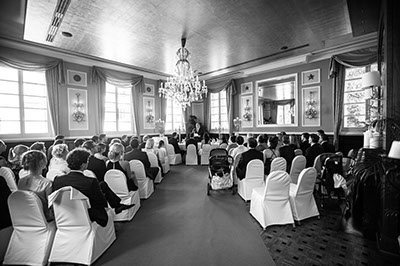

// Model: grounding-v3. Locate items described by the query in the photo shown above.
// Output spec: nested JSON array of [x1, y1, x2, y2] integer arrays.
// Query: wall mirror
[[256, 73, 298, 127]]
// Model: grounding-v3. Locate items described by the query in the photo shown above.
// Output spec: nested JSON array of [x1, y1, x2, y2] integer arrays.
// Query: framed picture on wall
[[67, 70, 87, 87], [241, 82, 253, 95], [143, 97, 155, 129], [301, 69, 320, 86], [144, 84, 155, 96], [302, 86, 320, 127], [241, 95, 253, 128], [68, 88, 89, 130]]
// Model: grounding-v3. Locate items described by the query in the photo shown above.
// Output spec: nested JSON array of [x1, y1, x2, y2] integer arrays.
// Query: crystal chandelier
[[159, 38, 207, 110]]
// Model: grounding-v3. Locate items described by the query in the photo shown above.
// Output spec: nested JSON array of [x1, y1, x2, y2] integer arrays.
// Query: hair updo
[[108, 143, 124, 162], [21, 150, 47, 172]]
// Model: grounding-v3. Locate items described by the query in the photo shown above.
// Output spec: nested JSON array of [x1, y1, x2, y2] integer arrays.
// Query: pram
[[207, 148, 235, 195]]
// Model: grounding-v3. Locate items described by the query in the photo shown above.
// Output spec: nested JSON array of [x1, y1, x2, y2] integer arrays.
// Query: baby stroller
[[207, 148, 235, 195]]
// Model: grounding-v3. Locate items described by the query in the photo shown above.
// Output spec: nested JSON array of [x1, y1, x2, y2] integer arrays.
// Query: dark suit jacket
[[0, 175, 12, 229], [169, 137, 182, 154], [305, 143, 324, 167], [321, 141, 335, 153], [186, 138, 199, 154], [300, 141, 310, 155], [87, 155, 107, 182], [124, 148, 151, 169], [279, 145, 296, 172], [52, 171, 108, 227], [236, 149, 264, 180]]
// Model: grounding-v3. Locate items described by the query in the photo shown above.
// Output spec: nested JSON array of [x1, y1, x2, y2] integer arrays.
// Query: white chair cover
[[129, 160, 154, 199], [104, 169, 140, 221], [289, 167, 319, 222], [4, 190, 56, 266], [186, 144, 198, 165], [237, 159, 264, 201], [289, 155, 306, 184], [166, 144, 182, 165], [18, 169, 29, 179], [46, 169, 64, 181], [147, 152, 163, 183], [250, 171, 294, 229], [200, 144, 212, 165], [48, 187, 116, 265], [0, 167, 17, 192], [158, 147, 170, 174], [83, 169, 97, 179], [270, 157, 287, 172]]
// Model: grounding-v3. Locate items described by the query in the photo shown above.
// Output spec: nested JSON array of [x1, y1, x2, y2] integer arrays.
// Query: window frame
[[165, 98, 184, 133], [210, 90, 229, 133]]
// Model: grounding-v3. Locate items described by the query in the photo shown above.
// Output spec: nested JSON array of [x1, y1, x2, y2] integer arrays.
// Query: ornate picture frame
[[67, 70, 87, 87], [68, 88, 88, 130], [143, 97, 155, 129], [241, 95, 253, 128], [241, 82, 253, 95], [302, 86, 320, 127], [301, 69, 320, 86], [144, 84, 155, 96]]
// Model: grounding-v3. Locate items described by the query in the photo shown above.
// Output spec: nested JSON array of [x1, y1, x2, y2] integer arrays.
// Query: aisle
[[95, 165, 275, 266]]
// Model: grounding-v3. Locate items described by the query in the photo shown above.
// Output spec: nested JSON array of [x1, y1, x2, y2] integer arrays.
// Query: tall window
[[343, 63, 377, 128], [210, 91, 228, 132], [165, 98, 183, 132], [0, 66, 50, 137], [104, 83, 132, 132]]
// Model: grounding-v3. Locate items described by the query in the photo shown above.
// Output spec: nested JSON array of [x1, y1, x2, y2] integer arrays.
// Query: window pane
[[0, 80, 19, 94], [23, 83, 46, 96], [344, 103, 365, 116], [22, 71, 45, 84], [105, 103, 116, 112], [105, 112, 116, 121], [345, 91, 365, 104], [0, 108, 20, 120], [345, 67, 366, 80], [106, 93, 116, 102], [118, 95, 131, 104], [25, 121, 48, 133], [104, 121, 116, 131], [344, 80, 363, 93], [0, 67, 18, 81], [344, 115, 365, 128], [0, 94, 19, 107], [23, 96, 47, 108], [118, 103, 131, 113], [119, 112, 131, 122], [118, 122, 131, 131], [0, 121, 21, 134], [118, 87, 131, 95], [24, 108, 48, 121]]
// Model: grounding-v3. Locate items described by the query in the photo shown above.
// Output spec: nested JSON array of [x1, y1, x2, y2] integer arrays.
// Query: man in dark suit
[[169, 132, 185, 159], [320, 133, 335, 153], [305, 134, 324, 167], [236, 138, 263, 180], [300, 132, 310, 155], [279, 135, 296, 173], [0, 175, 12, 230], [52, 149, 134, 227], [124, 139, 159, 180]]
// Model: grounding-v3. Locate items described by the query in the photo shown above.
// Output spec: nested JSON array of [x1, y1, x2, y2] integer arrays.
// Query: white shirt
[[231, 145, 248, 160]]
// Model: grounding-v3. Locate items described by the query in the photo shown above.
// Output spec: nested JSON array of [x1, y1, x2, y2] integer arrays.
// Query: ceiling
[[0, 0, 380, 81]]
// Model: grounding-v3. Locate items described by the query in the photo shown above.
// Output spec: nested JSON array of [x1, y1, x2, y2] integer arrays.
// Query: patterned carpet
[[246, 198, 400, 266]]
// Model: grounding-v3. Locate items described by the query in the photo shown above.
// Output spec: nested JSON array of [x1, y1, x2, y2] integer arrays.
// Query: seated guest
[[157, 140, 167, 165], [106, 143, 138, 191], [124, 139, 159, 181], [320, 133, 335, 153], [47, 135, 65, 162], [279, 135, 296, 173], [99, 133, 109, 156], [0, 139, 7, 167], [193, 122, 205, 140], [220, 135, 228, 145], [243, 133, 254, 147], [94, 142, 108, 162], [30, 141, 46, 154], [48, 144, 70, 174], [317, 129, 325, 144], [200, 133, 211, 149], [255, 134, 268, 152], [109, 138, 122, 146], [305, 133, 324, 167], [91, 135, 100, 144], [18, 150, 53, 221], [0, 176, 12, 230], [226, 135, 238, 154], [300, 132, 310, 155], [289, 134, 300, 150], [169, 132, 185, 158], [143, 138, 157, 154], [121, 135, 129, 148], [264, 136, 280, 174], [74, 138, 86, 149], [52, 149, 134, 227], [236, 138, 263, 180], [8, 144, 29, 179], [231, 136, 248, 160], [139, 135, 150, 150], [83, 140, 107, 182]]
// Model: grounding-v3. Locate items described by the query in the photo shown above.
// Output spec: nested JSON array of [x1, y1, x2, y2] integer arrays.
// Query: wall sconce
[[361, 71, 382, 99]]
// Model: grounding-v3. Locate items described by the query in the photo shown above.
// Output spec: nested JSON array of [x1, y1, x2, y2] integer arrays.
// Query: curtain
[[328, 47, 378, 149], [205, 79, 237, 135], [0, 46, 65, 135], [91, 66, 144, 136]]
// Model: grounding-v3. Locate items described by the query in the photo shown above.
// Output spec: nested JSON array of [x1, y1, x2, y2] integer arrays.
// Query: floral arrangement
[[243, 106, 252, 121], [72, 93, 85, 123], [304, 100, 318, 119], [146, 113, 154, 123], [155, 119, 165, 134], [233, 117, 242, 131]]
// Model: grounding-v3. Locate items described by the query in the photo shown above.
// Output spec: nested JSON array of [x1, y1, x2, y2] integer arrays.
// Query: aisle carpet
[[94, 165, 274, 266]]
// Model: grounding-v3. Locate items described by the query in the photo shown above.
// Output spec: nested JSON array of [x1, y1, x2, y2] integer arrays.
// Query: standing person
[[300, 133, 310, 155], [124, 139, 159, 181], [236, 138, 263, 180], [18, 150, 53, 221], [305, 133, 324, 167], [279, 135, 296, 173], [52, 149, 134, 227]]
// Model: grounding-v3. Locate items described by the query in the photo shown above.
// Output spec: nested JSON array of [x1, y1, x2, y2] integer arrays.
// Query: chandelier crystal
[[159, 38, 207, 109]]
